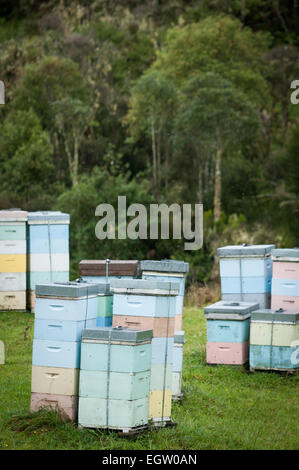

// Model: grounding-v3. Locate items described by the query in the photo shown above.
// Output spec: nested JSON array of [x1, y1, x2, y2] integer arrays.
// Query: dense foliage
[[0, 1, 298, 282]]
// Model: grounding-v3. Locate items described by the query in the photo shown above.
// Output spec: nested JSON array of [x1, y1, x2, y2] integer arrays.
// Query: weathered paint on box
[[142, 273, 185, 296], [151, 338, 174, 365], [28, 253, 69, 272], [173, 343, 184, 372], [0, 254, 26, 273], [175, 295, 184, 315], [148, 390, 172, 420], [30, 392, 78, 421], [206, 319, 250, 343], [112, 314, 174, 337], [0, 273, 26, 292], [271, 278, 299, 297], [0, 240, 26, 255], [80, 342, 152, 373], [250, 321, 299, 347], [273, 261, 299, 280], [31, 366, 79, 395], [34, 296, 98, 322], [150, 364, 172, 390], [206, 341, 249, 365], [219, 258, 273, 278], [174, 314, 183, 331], [221, 276, 272, 294], [250, 344, 299, 370], [27, 271, 69, 290], [96, 317, 112, 327], [112, 293, 176, 318], [98, 295, 113, 317], [79, 370, 150, 400], [0, 291, 26, 310], [0, 224, 26, 241], [172, 371, 182, 397], [34, 317, 97, 342], [271, 295, 299, 310], [222, 292, 271, 309], [32, 339, 81, 368], [78, 397, 148, 429]]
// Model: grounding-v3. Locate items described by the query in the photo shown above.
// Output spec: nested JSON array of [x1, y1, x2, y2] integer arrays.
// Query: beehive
[[218, 244, 275, 309], [30, 281, 99, 420], [110, 278, 179, 426], [78, 327, 152, 431], [94, 282, 113, 327], [79, 259, 139, 283], [0, 209, 27, 311], [204, 300, 259, 365], [249, 308, 299, 371], [271, 249, 299, 311], [27, 211, 70, 311]]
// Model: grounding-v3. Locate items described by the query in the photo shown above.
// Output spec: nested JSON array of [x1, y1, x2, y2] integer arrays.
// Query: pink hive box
[[271, 295, 299, 310], [30, 392, 78, 421], [273, 262, 299, 280], [206, 341, 249, 365]]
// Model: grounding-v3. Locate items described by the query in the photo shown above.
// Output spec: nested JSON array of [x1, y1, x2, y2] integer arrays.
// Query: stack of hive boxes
[[96, 282, 113, 327], [110, 278, 179, 426], [27, 211, 70, 311], [217, 244, 275, 309], [204, 301, 259, 365], [79, 259, 139, 283], [249, 308, 299, 371], [0, 209, 27, 311], [30, 281, 99, 420], [172, 331, 185, 400], [271, 248, 299, 311], [139, 260, 189, 331], [78, 327, 152, 432]]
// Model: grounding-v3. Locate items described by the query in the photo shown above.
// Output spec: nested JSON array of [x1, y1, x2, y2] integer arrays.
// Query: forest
[[0, 0, 298, 288]]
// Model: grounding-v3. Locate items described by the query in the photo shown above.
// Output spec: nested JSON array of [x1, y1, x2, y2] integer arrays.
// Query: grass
[[0, 307, 298, 450]]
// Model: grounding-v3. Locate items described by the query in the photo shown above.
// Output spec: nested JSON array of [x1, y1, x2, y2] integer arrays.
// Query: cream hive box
[[27, 211, 70, 311], [78, 326, 152, 432], [218, 244, 275, 309], [204, 300, 259, 365], [249, 308, 299, 371], [0, 209, 27, 311], [30, 281, 99, 420]]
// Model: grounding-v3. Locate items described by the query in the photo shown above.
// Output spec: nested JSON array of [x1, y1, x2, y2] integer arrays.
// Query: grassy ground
[[0, 307, 298, 450]]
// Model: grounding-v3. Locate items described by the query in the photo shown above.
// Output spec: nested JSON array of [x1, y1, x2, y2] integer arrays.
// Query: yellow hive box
[[0, 254, 26, 272], [148, 389, 172, 420]]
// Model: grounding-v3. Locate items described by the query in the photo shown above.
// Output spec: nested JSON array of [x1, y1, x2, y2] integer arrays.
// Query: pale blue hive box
[[173, 331, 185, 372], [271, 279, 299, 297]]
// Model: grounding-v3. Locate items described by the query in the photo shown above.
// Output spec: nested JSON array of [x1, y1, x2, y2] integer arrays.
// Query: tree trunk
[[213, 148, 223, 223], [151, 115, 157, 189], [73, 132, 79, 187]]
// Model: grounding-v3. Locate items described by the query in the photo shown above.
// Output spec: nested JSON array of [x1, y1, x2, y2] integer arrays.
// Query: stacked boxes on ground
[[204, 301, 259, 365], [27, 211, 70, 311], [110, 278, 179, 426], [271, 248, 299, 311], [0, 210, 27, 310], [250, 308, 299, 371], [218, 244, 275, 309], [30, 282, 99, 420], [78, 327, 152, 431]]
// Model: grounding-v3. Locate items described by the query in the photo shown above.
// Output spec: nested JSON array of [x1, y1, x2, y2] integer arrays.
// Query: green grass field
[[0, 307, 298, 450]]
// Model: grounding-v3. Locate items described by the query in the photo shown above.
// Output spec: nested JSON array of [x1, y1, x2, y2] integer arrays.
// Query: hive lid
[[0, 209, 28, 222], [271, 248, 299, 261], [35, 281, 102, 298], [217, 244, 275, 257], [204, 300, 259, 317], [27, 211, 70, 224], [76, 278, 111, 295], [139, 259, 189, 274], [79, 259, 139, 276], [81, 326, 153, 342], [110, 278, 180, 296], [174, 330, 185, 343], [251, 308, 299, 323]]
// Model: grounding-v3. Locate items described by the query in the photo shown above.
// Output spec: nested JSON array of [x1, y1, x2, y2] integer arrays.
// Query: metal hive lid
[[0, 209, 28, 222], [110, 278, 180, 295], [204, 300, 259, 316], [271, 248, 299, 261], [139, 259, 189, 274], [27, 211, 70, 224], [81, 326, 153, 342], [35, 281, 102, 298], [251, 308, 299, 323], [217, 244, 275, 257]]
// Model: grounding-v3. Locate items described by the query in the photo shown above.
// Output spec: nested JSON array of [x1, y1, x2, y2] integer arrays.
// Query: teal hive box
[[250, 345, 298, 370], [79, 326, 152, 431]]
